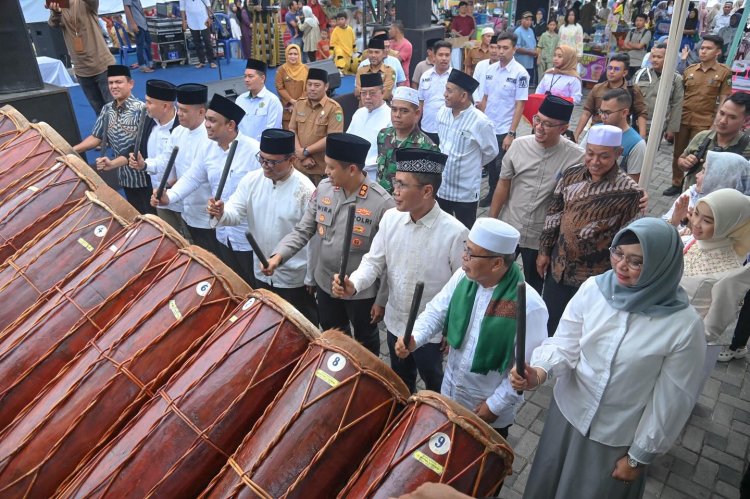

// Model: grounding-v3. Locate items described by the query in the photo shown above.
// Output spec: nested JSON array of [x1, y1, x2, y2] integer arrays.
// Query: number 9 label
[[327, 353, 346, 372], [428, 432, 451, 455]]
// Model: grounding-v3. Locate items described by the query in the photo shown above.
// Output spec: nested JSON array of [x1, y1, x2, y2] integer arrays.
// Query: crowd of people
[[45, 0, 750, 497]]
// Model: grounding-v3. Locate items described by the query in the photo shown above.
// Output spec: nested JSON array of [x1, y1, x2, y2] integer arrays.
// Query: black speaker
[[27, 22, 71, 68], [395, 0, 433, 29], [0, 0, 44, 94], [306, 59, 341, 93], [204, 76, 248, 102], [0, 84, 81, 145], [404, 26, 446, 80]]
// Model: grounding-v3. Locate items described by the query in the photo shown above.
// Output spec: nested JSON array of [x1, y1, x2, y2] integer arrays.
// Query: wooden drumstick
[[402, 281, 425, 350], [338, 204, 356, 286], [515, 281, 526, 395], [99, 112, 109, 159], [212, 139, 238, 218], [155, 146, 179, 201], [132, 109, 149, 160], [245, 231, 268, 269]]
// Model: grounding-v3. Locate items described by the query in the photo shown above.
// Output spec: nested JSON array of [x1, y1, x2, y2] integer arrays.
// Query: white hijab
[[302, 6, 319, 27]]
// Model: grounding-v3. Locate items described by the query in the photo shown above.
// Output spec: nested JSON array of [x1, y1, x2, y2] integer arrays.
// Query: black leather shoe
[[662, 185, 681, 196]]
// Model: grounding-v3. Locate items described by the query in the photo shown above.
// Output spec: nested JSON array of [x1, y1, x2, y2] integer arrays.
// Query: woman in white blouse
[[559, 8, 584, 58], [535, 45, 583, 104], [511, 218, 706, 499]]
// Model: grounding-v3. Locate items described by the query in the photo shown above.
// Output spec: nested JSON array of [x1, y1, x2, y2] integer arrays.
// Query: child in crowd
[[330, 12, 356, 73]]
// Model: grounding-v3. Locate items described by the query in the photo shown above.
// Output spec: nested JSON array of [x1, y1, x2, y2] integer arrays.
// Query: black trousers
[[486, 133, 507, 201], [436, 196, 477, 229], [78, 70, 112, 115], [516, 246, 544, 295], [316, 289, 380, 356], [190, 28, 215, 63], [386, 331, 443, 393], [730, 289, 750, 350], [217, 240, 256, 287], [254, 279, 319, 326], [542, 271, 580, 337], [123, 186, 157, 215], [187, 226, 221, 256], [424, 131, 440, 146]]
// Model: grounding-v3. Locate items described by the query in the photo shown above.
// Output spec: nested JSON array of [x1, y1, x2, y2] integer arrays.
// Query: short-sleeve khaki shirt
[[466, 45, 490, 72], [355, 63, 396, 101], [583, 79, 648, 125], [289, 96, 344, 176], [681, 62, 733, 128]]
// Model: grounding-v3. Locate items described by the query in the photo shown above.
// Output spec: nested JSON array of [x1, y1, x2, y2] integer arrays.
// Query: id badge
[[73, 33, 84, 54]]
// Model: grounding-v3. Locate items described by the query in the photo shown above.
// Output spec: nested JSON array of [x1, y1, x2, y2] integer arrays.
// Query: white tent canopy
[[22, 0, 160, 24]]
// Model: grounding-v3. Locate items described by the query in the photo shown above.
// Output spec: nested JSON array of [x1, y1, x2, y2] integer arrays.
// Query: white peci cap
[[587, 124, 623, 147], [468, 218, 520, 255]]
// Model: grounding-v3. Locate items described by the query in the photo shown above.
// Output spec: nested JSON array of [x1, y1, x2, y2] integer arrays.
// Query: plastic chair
[[212, 13, 241, 62], [113, 21, 137, 66]]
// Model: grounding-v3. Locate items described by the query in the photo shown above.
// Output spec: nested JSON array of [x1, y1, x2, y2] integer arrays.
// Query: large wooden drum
[[0, 247, 250, 498], [0, 154, 103, 264], [0, 105, 29, 148], [0, 215, 187, 431], [338, 391, 515, 498], [201, 330, 410, 499], [0, 123, 73, 201], [59, 290, 320, 498], [0, 188, 138, 331]]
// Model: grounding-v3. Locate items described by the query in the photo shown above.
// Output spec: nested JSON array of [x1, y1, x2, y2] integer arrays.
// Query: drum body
[[201, 330, 410, 499], [0, 154, 103, 263], [0, 216, 186, 431], [0, 188, 138, 331], [0, 124, 73, 201], [59, 290, 319, 499], [338, 391, 515, 498], [0, 247, 249, 498], [0, 105, 29, 148]]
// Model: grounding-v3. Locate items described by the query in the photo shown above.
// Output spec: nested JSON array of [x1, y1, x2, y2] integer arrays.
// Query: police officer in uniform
[[355, 36, 396, 103], [264, 133, 395, 355], [289, 67, 345, 186]]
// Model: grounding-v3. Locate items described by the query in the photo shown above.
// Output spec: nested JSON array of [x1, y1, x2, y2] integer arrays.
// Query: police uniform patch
[[318, 225, 325, 236], [352, 238, 362, 247], [322, 197, 332, 205], [353, 225, 366, 234], [318, 214, 325, 222], [518, 76, 528, 88], [358, 184, 369, 197], [356, 207, 372, 216]]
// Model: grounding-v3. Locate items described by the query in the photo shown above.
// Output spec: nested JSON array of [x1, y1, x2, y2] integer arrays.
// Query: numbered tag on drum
[[315, 352, 347, 388], [428, 432, 451, 455]]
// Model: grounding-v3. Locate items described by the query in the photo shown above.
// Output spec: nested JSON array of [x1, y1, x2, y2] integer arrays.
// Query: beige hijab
[[696, 188, 750, 257], [546, 45, 580, 79]]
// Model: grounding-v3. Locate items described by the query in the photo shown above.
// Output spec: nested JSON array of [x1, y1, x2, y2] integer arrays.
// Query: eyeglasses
[[606, 65, 623, 72], [597, 108, 628, 118], [256, 152, 292, 167], [609, 246, 643, 271], [533, 115, 566, 129], [462, 243, 500, 260], [392, 179, 425, 191]]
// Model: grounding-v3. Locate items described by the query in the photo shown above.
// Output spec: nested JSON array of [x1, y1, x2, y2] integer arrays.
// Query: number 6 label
[[327, 353, 346, 372], [196, 281, 212, 296], [428, 432, 451, 455]]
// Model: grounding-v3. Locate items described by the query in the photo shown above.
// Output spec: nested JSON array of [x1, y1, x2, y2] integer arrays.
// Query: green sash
[[443, 263, 523, 374]]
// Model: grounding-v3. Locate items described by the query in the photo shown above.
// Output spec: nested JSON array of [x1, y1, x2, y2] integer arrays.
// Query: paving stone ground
[[377, 99, 750, 498]]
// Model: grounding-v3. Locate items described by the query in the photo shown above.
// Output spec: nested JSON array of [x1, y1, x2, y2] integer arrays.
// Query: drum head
[[0, 105, 29, 130], [86, 188, 140, 227], [247, 289, 320, 342]]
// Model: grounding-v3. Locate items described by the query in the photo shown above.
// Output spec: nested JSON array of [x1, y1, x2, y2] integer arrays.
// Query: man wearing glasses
[[574, 53, 648, 142], [332, 148, 468, 393], [488, 95, 583, 294], [207, 129, 318, 323]]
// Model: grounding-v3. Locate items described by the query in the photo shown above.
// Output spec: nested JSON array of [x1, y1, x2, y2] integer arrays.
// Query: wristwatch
[[627, 456, 640, 468], [303, 147, 310, 157], [507, 131, 517, 138]]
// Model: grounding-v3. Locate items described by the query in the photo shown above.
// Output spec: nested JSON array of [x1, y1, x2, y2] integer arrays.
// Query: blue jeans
[[135, 27, 153, 67]]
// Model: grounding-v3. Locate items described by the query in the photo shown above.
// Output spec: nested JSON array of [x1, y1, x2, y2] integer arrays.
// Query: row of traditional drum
[[0, 106, 514, 499]]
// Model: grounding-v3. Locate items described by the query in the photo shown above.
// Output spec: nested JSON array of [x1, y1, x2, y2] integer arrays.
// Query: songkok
[[245, 58, 267, 73], [522, 11, 534, 17], [208, 93, 246, 125], [360, 72, 383, 88], [307, 67, 329, 82], [481, 27, 495, 36], [176, 83, 208, 105], [447, 69, 479, 94], [490, 35, 499, 44], [395, 148, 447, 175], [392, 86, 419, 106], [368, 37, 385, 50], [326, 133, 370, 166], [107, 64, 130, 78], [260, 128, 295, 155], [145, 79, 176, 102], [539, 95, 574, 123], [469, 218, 520, 255], [587, 124, 623, 147]]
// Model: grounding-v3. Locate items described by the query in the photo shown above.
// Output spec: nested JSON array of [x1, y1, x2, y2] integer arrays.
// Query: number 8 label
[[428, 432, 451, 455], [327, 353, 346, 372]]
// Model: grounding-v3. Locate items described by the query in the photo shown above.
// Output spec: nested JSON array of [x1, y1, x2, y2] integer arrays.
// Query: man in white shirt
[[436, 69, 499, 229], [235, 58, 283, 142], [208, 129, 318, 323], [332, 148, 468, 392], [347, 72, 392, 181], [153, 93, 261, 285], [476, 31, 529, 208], [418, 40, 453, 145], [711, 1, 734, 34], [396, 218, 548, 437], [472, 34, 501, 102], [179, 0, 216, 68]]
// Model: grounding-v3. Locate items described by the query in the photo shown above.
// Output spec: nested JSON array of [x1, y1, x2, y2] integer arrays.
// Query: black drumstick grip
[[338, 204, 356, 286], [155, 146, 179, 201]]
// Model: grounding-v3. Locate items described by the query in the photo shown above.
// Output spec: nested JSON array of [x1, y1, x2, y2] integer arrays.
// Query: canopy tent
[[21, 0, 159, 23]]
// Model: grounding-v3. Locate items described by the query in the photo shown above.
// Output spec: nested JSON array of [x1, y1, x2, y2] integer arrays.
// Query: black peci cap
[[326, 133, 370, 167], [260, 128, 295, 155], [145, 79, 177, 101], [208, 93, 246, 125], [176, 83, 208, 105]]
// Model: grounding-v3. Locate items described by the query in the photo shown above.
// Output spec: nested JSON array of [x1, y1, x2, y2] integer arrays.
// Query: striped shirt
[[539, 164, 641, 287], [92, 95, 150, 189], [436, 105, 499, 203]]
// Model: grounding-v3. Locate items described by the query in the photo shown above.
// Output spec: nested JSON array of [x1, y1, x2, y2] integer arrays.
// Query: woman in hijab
[[275, 43, 308, 130], [683, 5, 700, 50], [511, 218, 706, 499], [299, 5, 321, 62], [534, 8, 548, 38], [535, 45, 582, 104]]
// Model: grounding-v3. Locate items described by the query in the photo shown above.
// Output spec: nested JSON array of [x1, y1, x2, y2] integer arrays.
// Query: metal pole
[[638, 0, 689, 190], [363, 0, 368, 48], [725, 7, 750, 66]]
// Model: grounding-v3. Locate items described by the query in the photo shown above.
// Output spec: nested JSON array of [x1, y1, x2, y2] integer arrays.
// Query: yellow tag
[[27, 186, 39, 192], [412, 451, 444, 475], [169, 300, 182, 320], [314, 369, 339, 387], [77, 238, 94, 252], [228, 315, 237, 323]]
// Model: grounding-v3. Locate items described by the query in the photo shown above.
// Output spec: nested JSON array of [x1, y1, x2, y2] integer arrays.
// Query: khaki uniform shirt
[[681, 62, 733, 129], [583, 79, 648, 125], [289, 96, 344, 176], [274, 178, 395, 301], [355, 63, 396, 102], [466, 45, 490, 73]]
